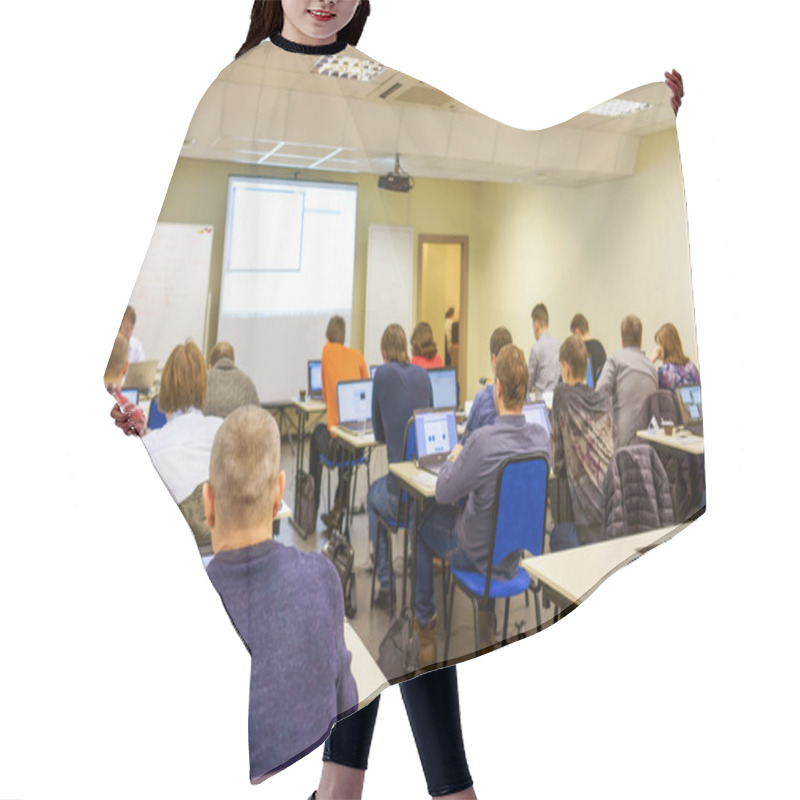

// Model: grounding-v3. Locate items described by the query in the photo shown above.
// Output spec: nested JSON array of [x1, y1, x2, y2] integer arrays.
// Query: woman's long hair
[[236, 1, 371, 59], [655, 323, 690, 366]]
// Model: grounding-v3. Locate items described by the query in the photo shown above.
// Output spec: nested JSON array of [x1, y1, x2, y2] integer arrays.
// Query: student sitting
[[463, 326, 513, 439], [596, 315, 658, 449], [570, 313, 607, 385], [203, 340, 259, 418], [203, 406, 357, 781], [142, 341, 223, 503], [369, 324, 432, 609], [549, 336, 615, 550], [410, 321, 444, 369], [415, 345, 551, 664], [119, 304, 145, 364], [308, 316, 369, 530], [651, 322, 700, 392], [105, 333, 146, 436], [527, 303, 561, 401]]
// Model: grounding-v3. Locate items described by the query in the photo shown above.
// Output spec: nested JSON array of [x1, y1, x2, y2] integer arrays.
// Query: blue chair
[[147, 395, 167, 430], [371, 417, 416, 619], [443, 454, 549, 660], [586, 354, 594, 389]]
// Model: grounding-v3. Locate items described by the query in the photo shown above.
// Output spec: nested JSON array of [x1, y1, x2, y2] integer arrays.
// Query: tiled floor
[[275, 439, 559, 672]]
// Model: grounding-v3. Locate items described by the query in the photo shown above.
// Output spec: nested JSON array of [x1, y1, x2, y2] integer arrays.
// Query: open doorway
[[418, 235, 469, 404]]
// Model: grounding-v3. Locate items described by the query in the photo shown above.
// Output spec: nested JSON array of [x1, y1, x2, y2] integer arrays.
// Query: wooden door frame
[[417, 235, 469, 400]]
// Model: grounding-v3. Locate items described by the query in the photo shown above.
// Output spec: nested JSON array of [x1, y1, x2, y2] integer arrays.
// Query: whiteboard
[[364, 226, 414, 366], [127, 222, 213, 366]]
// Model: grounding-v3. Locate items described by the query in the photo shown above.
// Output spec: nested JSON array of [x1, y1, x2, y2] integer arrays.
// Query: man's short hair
[[381, 323, 409, 364], [489, 326, 513, 357], [531, 303, 549, 327], [326, 316, 346, 344], [105, 333, 128, 384], [570, 313, 589, 336], [559, 335, 588, 381], [495, 344, 528, 410], [620, 314, 643, 348], [209, 341, 235, 368], [209, 406, 281, 530], [159, 341, 207, 414]]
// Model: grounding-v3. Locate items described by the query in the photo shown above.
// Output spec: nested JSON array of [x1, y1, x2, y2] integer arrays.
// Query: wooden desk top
[[388, 461, 438, 499], [292, 398, 327, 414], [331, 425, 378, 449], [637, 428, 704, 455], [520, 524, 687, 606]]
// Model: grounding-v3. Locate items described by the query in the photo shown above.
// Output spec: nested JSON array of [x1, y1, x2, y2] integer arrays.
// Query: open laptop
[[414, 408, 458, 476], [336, 379, 374, 434], [123, 359, 158, 393], [119, 387, 139, 406], [307, 359, 323, 400], [676, 383, 703, 435], [522, 401, 551, 437], [428, 367, 458, 410]]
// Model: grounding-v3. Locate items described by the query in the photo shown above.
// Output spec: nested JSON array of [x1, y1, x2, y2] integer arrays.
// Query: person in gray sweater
[[527, 302, 561, 401], [203, 406, 357, 782], [202, 341, 259, 418], [596, 314, 658, 449]]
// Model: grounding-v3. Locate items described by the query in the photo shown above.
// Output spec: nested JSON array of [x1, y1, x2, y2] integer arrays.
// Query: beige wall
[[160, 127, 694, 400]]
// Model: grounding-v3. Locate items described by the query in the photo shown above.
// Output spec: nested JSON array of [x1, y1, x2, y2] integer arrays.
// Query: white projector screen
[[218, 176, 358, 403]]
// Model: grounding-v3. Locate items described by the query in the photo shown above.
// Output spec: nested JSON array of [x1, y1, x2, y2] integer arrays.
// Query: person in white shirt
[[120, 305, 146, 364], [142, 340, 223, 503]]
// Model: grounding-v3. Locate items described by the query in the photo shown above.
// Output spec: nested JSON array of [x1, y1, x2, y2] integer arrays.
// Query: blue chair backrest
[[148, 395, 167, 430], [488, 455, 549, 586], [404, 417, 417, 462], [586, 354, 594, 389]]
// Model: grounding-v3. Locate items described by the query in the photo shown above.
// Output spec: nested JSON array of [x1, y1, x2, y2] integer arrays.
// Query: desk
[[330, 425, 380, 541], [291, 398, 327, 535], [520, 524, 686, 614], [344, 620, 386, 708]]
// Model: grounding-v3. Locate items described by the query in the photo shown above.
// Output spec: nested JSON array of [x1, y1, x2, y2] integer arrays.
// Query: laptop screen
[[415, 409, 458, 459], [678, 384, 703, 422], [337, 379, 373, 424], [308, 360, 322, 394], [120, 387, 139, 406], [522, 402, 551, 436], [429, 368, 457, 409]]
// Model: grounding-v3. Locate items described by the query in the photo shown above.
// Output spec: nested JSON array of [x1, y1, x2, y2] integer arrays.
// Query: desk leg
[[293, 410, 307, 526]]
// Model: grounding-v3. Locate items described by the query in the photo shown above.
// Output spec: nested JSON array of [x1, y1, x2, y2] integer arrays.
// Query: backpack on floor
[[378, 607, 419, 680], [323, 532, 357, 619], [295, 470, 316, 538]]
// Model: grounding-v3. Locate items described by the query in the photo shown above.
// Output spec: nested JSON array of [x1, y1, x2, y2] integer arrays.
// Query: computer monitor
[[522, 402, 551, 436], [119, 387, 139, 406], [677, 384, 702, 423], [428, 367, 458, 409], [307, 359, 323, 399], [414, 408, 458, 471], [336, 379, 373, 425]]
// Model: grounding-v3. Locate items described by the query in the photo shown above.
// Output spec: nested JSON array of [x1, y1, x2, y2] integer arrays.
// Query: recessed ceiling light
[[587, 99, 651, 118], [313, 55, 386, 81]]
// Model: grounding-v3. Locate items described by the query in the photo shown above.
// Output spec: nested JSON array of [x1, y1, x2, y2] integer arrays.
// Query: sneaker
[[373, 585, 396, 612], [320, 508, 342, 530]]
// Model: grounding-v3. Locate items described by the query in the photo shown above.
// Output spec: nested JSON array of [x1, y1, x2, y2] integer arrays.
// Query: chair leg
[[444, 577, 457, 662], [471, 598, 480, 655], [502, 598, 510, 642], [370, 520, 379, 608], [441, 561, 449, 636]]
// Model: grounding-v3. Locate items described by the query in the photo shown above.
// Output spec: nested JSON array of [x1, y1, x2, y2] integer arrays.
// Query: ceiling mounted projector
[[378, 153, 414, 192]]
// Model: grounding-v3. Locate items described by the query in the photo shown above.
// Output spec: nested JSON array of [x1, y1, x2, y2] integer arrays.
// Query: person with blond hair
[[204, 406, 357, 782], [651, 322, 700, 392], [142, 341, 223, 503], [410, 321, 444, 370]]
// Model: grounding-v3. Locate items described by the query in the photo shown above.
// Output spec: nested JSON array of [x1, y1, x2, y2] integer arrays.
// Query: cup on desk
[[663, 420, 675, 436], [299, 389, 307, 402]]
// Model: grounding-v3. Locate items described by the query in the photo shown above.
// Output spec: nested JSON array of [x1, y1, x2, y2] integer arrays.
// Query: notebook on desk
[[307, 359, 323, 400], [414, 408, 458, 476], [676, 383, 703, 435], [522, 401, 551, 436], [337, 379, 374, 434], [429, 367, 458, 410]]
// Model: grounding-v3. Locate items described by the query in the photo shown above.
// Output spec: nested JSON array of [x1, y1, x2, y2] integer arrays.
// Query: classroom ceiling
[[181, 42, 677, 187]]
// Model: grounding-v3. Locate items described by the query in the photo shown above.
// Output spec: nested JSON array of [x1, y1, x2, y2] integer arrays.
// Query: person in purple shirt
[[415, 345, 551, 664], [203, 406, 358, 782], [651, 322, 701, 392]]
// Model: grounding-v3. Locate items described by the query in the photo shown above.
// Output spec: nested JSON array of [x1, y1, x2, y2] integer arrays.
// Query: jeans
[[367, 476, 398, 591], [323, 666, 473, 797], [415, 504, 459, 626]]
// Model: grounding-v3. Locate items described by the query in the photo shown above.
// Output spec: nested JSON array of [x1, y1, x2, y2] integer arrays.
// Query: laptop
[[119, 387, 139, 406], [307, 359, 323, 400], [522, 401, 551, 437], [428, 367, 458, 410], [336, 379, 374, 434], [123, 359, 158, 393], [414, 408, 458, 476], [676, 383, 703, 435]]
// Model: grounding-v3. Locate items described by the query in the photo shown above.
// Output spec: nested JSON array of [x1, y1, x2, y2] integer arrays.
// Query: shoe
[[432, 555, 443, 576], [373, 585, 396, 612], [320, 508, 342, 530], [477, 610, 496, 655], [415, 615, 438, 668]]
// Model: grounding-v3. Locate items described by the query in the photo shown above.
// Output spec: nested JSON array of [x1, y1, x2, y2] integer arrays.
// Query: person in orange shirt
[[310, 315, 368, 530]]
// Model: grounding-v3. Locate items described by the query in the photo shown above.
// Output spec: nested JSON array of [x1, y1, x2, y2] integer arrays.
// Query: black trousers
[[323, 666, 472, 797], [309, 423, 349, 518]]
